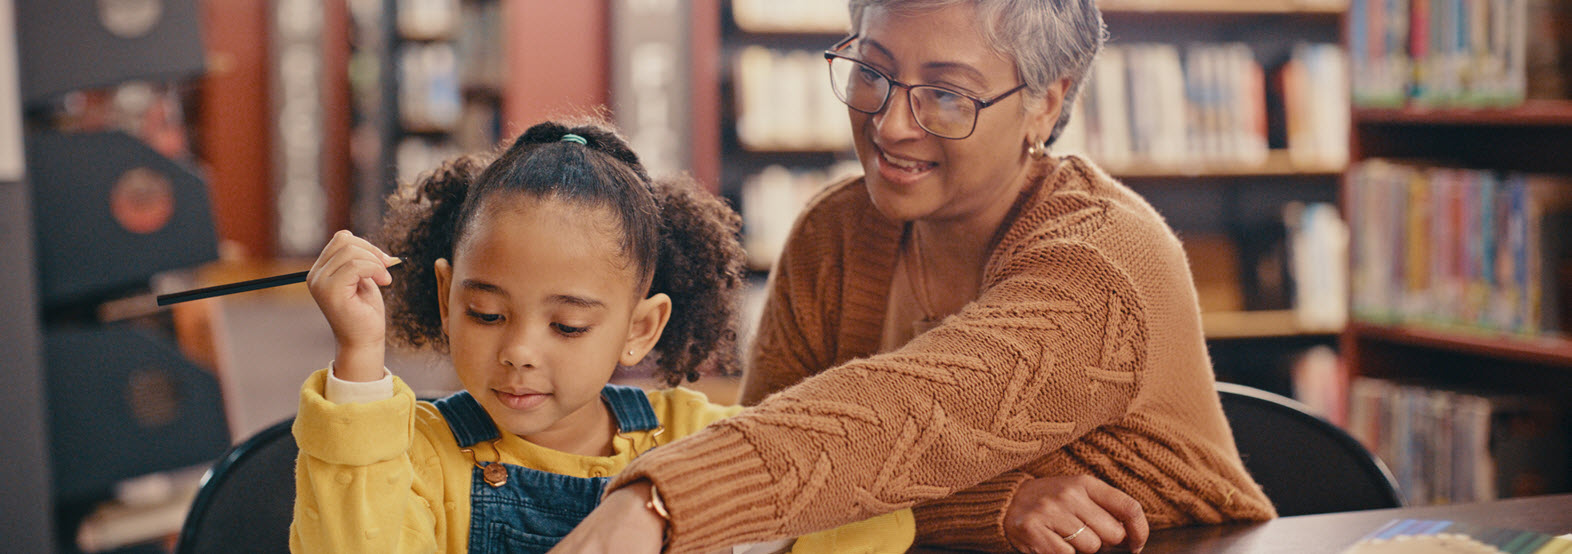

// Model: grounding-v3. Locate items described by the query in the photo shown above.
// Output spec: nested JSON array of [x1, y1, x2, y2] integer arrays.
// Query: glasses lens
[[828, 57, 889, 114], [910, 86, 978, 139]]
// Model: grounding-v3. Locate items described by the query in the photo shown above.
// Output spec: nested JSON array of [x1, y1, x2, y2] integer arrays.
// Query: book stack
[[730, 0, 849, 33], [1347, 377, 1568, 506], [739, 160, 862, 270], [732, 46, 854, 152], [1056, 42, 1346, 171], [1348, 0, 1530, 108], [385, 0, 502, 185], [1347, 160, 1572, 337], [398, 42, 463, 133]]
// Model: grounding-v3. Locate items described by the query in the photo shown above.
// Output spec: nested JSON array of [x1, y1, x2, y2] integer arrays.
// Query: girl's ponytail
[[377, 153, 490, 353], [646, 175, 748, 386]]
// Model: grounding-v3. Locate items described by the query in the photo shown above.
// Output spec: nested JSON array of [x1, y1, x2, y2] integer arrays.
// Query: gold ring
[[1061, 525, 1088, 542]]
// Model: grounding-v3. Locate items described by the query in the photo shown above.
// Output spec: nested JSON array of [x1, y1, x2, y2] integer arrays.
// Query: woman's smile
[[874, 144, 938, 186]]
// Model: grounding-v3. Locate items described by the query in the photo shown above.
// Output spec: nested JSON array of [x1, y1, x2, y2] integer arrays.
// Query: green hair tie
[[560, 133, 587, 145]]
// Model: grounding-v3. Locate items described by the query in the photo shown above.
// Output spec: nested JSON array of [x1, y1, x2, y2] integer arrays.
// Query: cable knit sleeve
[[910, 469, 1034, 550], [608, 236, 1149, 553]]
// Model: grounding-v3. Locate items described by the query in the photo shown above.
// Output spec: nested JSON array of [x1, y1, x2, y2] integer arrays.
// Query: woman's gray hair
[[848, 0, 1105, 145]]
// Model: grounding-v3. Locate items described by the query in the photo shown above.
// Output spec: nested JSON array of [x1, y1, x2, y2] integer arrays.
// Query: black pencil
[[156, 259, 401, 306], [156, 270, 309, 306]]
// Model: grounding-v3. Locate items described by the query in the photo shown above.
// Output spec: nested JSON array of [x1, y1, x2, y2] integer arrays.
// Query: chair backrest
[[1215, 382, 1403, 516], [177, 417, 297, 554]]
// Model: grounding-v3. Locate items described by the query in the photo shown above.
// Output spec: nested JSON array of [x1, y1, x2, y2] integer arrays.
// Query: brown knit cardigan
[[607, 155, 1276, 552]]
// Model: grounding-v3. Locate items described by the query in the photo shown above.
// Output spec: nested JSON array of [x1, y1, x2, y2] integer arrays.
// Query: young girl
[[287, 120, 913, 554]]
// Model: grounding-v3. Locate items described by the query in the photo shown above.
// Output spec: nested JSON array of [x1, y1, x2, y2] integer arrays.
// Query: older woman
[[555, 1, 1276, 552]]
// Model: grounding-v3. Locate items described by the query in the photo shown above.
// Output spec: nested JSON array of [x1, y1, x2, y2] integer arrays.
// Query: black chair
[[176, 417, 297, 554], [1216, 382, 1403, 516]]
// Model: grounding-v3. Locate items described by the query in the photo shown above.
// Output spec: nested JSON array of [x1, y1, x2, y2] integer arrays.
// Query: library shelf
[[1106, 151, 1344, 179], [739, 144, 851, 154], [1354, 100, 1572, 127], [611, 374, 743, 406], [731, 23, 845, 36], [1202, 310, 1341, 340], [1347, 322, 1572, 368]]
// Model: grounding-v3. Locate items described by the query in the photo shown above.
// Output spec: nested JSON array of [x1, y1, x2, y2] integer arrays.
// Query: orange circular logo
[[110, 167, 175, 235]]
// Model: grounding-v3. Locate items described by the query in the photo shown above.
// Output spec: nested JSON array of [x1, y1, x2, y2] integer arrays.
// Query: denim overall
[[431, 384, 661, 554]]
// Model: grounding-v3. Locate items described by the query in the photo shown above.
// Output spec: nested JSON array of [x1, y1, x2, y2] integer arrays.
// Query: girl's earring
[[1026, 139, 1049, 159]]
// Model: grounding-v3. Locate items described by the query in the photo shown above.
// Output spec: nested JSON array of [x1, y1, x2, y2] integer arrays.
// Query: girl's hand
[[307, 230, 399, 382], [548, 481, 665, 554], [1003, 475, 1149, 554]]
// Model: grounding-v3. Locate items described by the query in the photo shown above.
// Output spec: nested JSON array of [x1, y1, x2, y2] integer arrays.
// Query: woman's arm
[[600, 240, 1149, 553]]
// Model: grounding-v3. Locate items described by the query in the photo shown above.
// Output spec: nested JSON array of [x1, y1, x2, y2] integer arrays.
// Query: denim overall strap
[[457, 388, 661, 553], [600, 384, 660, 433], [431, 391, 499, 447]]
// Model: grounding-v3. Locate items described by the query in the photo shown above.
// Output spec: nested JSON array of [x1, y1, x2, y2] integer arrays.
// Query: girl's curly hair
[[375, 119, 746, 386]]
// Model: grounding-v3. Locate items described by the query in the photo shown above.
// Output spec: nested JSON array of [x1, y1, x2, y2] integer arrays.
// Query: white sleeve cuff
[[325, 362, 395, 404], [731, 539, 795, 554]]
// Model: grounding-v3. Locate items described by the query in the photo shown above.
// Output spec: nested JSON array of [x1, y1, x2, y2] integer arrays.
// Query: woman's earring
[[1026, 139, 1049, 159]]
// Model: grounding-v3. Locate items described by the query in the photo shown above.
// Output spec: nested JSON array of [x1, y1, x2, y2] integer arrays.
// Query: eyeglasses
[[824, 34, 1028, 140]]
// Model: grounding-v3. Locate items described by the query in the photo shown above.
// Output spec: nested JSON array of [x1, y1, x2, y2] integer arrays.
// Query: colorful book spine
[[1353, 0, 1530, 107], [1348, 160, 1572, 336], [1344, 376, 1568, 506], [1348, 518, 1572, 553]]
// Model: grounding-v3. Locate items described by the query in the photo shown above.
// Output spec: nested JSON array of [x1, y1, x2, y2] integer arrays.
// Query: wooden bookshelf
[[1354, 100, 1572, 127], [1106, 150, 1344, 179], [1342, 0, 1572, 504], [740, 143, 851, 154], [1348, 322, 1572, 368], [1203, 309, 1341, 340], [612, 375, 744, 406]]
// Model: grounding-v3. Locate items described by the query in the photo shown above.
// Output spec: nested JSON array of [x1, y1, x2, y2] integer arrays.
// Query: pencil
[[156, 258, 401, 306]]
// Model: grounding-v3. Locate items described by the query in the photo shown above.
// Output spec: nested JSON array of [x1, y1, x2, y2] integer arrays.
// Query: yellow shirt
[[288, 368, 912, 553]]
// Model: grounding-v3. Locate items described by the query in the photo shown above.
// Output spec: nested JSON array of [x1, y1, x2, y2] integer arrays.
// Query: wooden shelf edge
[[1100, 0, 1346, 15], [1104, 151, 1345, 178], [730, 24, 848, 36], [1354, 100, 1572, 127], [1348, 321, 1572, 366], [737, 144, 852, 155], [1203, 310, 1342, 339]]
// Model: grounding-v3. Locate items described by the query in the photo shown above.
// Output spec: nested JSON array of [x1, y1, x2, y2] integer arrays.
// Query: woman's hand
[[1003, 475, 1149, 554], [548, 481, 665, 553], [307, 230, 398, 382]]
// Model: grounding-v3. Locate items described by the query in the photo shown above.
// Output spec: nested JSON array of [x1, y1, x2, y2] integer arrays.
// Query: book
[[1348, 160, 1572, 336], [1345, 376, 1569, 506], [1344, 519, 1572, 553]]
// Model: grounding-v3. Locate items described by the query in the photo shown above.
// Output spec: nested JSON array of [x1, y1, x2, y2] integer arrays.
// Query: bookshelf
[[1348, 322, 1572, 368], [1092, 2, 1349, 388], [1205, 309, 1342, 340], [347, 0, 504, 235], [1105, 150, 1344, 179], [1355, 100, 1572, 126], [1342, 0, 1572, 506]]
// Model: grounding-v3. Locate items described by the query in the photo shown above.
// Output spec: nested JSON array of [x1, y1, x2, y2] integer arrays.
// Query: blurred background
[[2, 0, 1571, 552]]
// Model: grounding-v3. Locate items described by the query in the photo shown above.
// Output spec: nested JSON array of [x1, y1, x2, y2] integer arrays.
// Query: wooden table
[[1144, 493, 1572, 553]]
